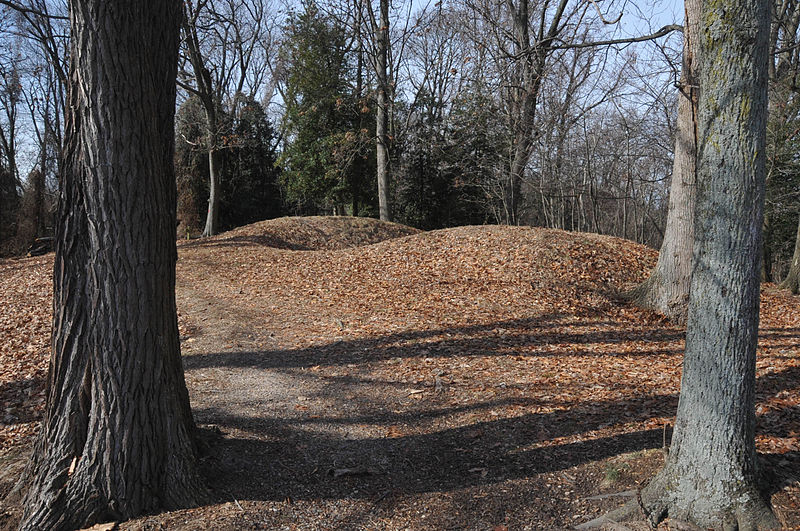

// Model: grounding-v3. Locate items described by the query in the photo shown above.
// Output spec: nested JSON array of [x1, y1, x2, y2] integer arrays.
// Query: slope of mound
[[190, 225, 661, 337], [196, 215, 421, 251]]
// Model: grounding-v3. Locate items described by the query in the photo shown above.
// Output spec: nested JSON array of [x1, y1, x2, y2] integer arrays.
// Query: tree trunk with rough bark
[[627, 0, 699, 323], [375, 0, 391, 222], [779, 214, 800, 294], [14, 1, 207, 529], [601, 0, 780, 527]]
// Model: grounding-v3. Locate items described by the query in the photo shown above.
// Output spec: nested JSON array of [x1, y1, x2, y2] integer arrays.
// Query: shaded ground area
[[0, 216, 798, 529]]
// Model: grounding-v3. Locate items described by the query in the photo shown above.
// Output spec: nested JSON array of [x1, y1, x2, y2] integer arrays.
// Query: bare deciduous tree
[[628, 0, 699, 322], [179, 0, 275, 237], [582, 0, 779, 527]]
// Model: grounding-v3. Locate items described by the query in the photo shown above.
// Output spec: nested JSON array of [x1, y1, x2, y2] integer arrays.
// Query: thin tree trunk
[[15, 2, 207, 528], [375, 0, 391, 222], [354, 3, 364, 218], [762, 211, 773, 282], [627, 1, 699, 322], [202, 142, 221, 237], [181, 7, 221, 238], [779, 213, 800, 293], [31, 169, 45, 239], [37, 118, 48, 237]]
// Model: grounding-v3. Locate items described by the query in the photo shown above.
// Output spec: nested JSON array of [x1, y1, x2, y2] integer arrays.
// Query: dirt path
[[155, 241, 678, 530]]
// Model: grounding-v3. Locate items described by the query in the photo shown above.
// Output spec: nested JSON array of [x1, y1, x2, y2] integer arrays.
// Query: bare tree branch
[[0, 0, 68, 20], [550, 24, 682, 50], [586, 0, 622, 25]]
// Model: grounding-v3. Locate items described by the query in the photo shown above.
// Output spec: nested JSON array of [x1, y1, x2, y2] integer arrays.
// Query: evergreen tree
[[278, 1, 372, 215], [220, 95, 283, 230], [395, 88, 499, 229], [175, 96, 209, 236], [0, 164, 18, 251]]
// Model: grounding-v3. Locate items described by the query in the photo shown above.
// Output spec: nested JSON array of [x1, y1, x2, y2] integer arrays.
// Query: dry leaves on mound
[[196, 215, 420, 251]]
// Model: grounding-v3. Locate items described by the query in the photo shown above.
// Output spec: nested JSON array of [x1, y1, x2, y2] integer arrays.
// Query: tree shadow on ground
[[184, 316, 799, 513], [183, 314, 800, 373], [182, 314, 688, 372], [0, 375, 45, 426], [195, 405, 669, 503]]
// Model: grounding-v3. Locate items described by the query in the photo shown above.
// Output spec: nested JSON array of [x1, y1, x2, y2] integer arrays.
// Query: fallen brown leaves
[[0, 254, 50, 448], [1, 216, 798, 529]]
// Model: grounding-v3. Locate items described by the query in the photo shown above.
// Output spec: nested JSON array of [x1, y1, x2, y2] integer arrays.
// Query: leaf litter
[[0, 216, 797, 530]]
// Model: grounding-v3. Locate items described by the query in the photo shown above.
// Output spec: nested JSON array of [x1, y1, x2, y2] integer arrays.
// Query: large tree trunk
[[15, 2, 207, 529], [779, 213, 800, 294], [592, 0, 780, 528], [627, 1, 699, 323], [375, 0, 391, 222]]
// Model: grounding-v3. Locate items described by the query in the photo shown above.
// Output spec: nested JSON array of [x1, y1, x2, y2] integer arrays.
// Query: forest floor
[[0, 215, 798, 530]]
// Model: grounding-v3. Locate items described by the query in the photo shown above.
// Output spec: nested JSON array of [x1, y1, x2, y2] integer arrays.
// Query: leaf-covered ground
[[1, 216, 798, 530]]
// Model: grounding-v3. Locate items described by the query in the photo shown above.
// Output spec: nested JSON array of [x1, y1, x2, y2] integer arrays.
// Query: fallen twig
[[582, 490, 636, 501]]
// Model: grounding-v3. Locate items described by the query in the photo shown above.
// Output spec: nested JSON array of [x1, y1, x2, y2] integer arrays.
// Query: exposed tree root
[[576, 472, 782, 531], [624, 272, 689, 324], [17, 457, 209, 531], [574, 497, 644, 529]]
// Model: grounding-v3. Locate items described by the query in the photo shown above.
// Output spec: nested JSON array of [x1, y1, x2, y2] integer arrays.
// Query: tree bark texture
[[505, 0, 531, 226], [17, 2, 207, 529], [779, 213, 800, 294], [628, 0, 700, 323], [637, 0, 779, 527], [375, 0, 391, 222]]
